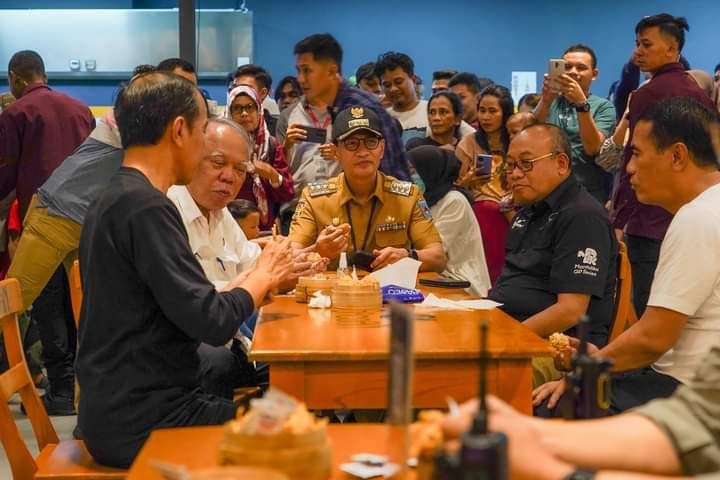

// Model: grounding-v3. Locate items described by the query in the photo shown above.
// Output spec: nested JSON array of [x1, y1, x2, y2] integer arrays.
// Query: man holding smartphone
[[535, 44, 616, 205], [288, 106, 445, 273]]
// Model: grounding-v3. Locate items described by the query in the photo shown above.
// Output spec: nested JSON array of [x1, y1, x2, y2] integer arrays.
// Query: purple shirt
[[0, 83, 94, 218], [611, 63, 715, 241]]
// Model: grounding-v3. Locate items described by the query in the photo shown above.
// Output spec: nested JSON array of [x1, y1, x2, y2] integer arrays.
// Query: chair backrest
[[69, 260, 82, 328], [609, 241, 638, 342], [0, 278, 60, 479]]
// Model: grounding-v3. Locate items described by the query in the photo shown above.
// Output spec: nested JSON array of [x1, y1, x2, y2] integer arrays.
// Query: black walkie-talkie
[[457, 321, 509, 480], [561, 315, 614, 419]]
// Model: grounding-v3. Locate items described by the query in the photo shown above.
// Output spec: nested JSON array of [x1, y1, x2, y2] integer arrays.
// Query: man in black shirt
[[76, 72, 294, 468], [489, 124, 617, 348]]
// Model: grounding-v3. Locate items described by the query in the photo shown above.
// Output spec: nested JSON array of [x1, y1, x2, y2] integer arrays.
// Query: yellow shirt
[[289, 172, 442, 253]]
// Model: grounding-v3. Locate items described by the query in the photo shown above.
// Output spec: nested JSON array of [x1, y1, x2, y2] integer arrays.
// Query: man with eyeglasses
[[488, 123, 617, 352], [288, 105, 445, 273]]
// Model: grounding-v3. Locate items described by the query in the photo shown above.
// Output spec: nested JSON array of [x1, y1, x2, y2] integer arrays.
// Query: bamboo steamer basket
[[190, 466, 289, 480], [295, 275, 337, 303], [331, 282, 382, 310], [218, 423, 331, 480]]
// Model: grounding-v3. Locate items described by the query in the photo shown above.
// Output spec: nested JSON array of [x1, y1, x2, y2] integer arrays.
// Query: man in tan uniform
[[289, 105, 445, 272]]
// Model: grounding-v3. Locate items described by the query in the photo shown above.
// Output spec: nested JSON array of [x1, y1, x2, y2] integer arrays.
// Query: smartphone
[[419, 277, 471, 289], [299, 125, 328, 144], [548, 59, 567, 79], [350, 250, 375, 271], [475, 154, 493, 176]]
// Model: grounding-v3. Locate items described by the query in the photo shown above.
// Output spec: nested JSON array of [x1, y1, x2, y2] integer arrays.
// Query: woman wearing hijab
[[409, 146, 491, 297], [227, 85, 294, 232]]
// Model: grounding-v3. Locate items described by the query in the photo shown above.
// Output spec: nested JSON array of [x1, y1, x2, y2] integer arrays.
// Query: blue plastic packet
[[382, 284, 425, 304]]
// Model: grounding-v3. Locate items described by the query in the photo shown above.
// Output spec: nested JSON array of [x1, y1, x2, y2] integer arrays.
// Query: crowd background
[[1, 0, 718, 108]]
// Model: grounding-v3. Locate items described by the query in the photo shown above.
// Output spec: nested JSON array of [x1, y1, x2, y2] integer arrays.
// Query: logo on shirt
[[574, 248, 600, 278], [511, 217, 527, 229], [577, 248, 598, 266]]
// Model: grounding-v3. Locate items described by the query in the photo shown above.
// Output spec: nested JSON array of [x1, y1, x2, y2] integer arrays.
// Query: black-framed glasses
[[502, 151, 558, 175], [229, 103, 257, 115], [341, 136, 381, 151]]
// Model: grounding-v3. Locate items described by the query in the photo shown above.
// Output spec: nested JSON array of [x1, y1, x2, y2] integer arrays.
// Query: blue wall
[[1, 0, 719, 106]]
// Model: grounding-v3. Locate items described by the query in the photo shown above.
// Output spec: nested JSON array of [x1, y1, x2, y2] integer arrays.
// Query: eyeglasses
[[502, 151, 558, 175], [341, 136, 381, 152], [229, 104, 257, 115]]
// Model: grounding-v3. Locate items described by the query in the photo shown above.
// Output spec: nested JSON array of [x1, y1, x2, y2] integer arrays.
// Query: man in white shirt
[[375, 51, 474, 145], [167, 117, 263, 398], [534, 96, 720, 415]]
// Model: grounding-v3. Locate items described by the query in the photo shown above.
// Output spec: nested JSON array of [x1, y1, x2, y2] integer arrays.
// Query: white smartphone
[[548, 59, 567, 78]]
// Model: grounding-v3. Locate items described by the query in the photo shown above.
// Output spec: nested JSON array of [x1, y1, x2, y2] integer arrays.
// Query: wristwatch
[[408, 249, 419, 260], [563, 469, 597, 480], [574, 101, 591, 113]]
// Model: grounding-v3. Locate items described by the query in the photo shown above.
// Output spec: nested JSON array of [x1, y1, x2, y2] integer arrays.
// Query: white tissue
[[308, 290, 331, 309]]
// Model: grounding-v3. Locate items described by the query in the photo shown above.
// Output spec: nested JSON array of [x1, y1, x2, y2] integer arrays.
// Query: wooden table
[[250, 279, 550, 414], [128, 424, 416, 479]]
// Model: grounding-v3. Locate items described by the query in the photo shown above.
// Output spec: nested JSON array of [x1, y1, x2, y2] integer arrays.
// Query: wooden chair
[[69, 260, 82, 329], [608, 241, 639, 342], [0, 278, 126, 479]]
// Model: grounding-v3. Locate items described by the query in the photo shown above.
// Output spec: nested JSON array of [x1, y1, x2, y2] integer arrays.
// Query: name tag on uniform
[[377, 222, 406, 232]]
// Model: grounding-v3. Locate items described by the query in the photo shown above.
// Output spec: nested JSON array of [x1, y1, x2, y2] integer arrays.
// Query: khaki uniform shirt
[[289, 172, 441, 255], [635, 346, 720, 476]]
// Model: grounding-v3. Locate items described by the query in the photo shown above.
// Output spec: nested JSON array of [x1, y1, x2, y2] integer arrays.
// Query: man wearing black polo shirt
[[489, 124, 617, 349]]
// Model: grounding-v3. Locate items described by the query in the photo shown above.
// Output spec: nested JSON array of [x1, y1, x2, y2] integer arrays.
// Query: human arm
[[555, 75, 616, 156], [527, 209, 614, 338], [599, 306, 688, 371], [443, 396, 684, 480], [370, 241, 445, 272], [0, 110, 21, 198], [613, 58, 641, 120], [255, 138, 295, 204], [523, 293, 591, 338], [534, 74, 560, 122]]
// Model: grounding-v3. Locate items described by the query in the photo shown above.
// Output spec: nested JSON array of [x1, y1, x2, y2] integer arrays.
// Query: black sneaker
[[21, 392, 76, 416]]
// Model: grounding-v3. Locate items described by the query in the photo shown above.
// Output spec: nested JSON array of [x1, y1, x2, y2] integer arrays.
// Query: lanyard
[[305, 104, 332, 130], [345, 197, 379, 252]]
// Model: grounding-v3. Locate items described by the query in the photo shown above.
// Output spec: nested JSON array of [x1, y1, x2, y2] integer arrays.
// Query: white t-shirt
[[430, 190, 491, 297], [387, 100, 475, 146], [650, 183, 720, 384], [167, 185, 261, 290]]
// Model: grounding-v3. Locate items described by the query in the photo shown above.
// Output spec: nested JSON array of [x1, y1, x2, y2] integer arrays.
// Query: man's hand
[[292, 246, 330, 277], [371, 247, 409, 270], [614, 228, 625, 243], [553, 336, 599, 371], [541, 73, 561, 104], [443, 396, 572, 480], [318, 143, 337, 161], [252, 160, 279, 183], [555, 74, 587, 105], [315, 223, 350, 260], [252, 236, 295, 289], [532, 379, 567, 409], [283, 123, 308, 151]]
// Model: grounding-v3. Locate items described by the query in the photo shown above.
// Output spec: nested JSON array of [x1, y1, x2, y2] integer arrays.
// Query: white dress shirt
[[167, 186, 261, 290]]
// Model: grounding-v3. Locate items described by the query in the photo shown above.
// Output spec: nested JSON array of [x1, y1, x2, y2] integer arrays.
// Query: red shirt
[[0, 83, 94, 218], [611, 63, 716, 241]]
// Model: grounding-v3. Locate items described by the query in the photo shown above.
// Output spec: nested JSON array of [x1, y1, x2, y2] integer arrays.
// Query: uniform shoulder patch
[[384, 179, 414, 197], [292, 199, 306, 220], [418, 199, 433, 219], [307, 180, 338, 197]]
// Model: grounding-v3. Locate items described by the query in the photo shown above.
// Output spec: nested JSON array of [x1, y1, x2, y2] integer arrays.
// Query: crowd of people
[[1, 9, 720, 478]]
